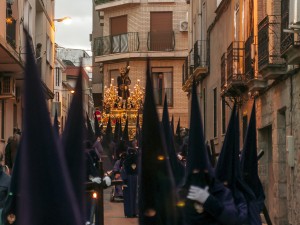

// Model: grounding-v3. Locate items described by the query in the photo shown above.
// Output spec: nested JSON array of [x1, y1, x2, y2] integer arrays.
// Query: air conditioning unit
[[0, 76, 15, 98], [180, 20, 188, 32], [289, 0, 300, 26]]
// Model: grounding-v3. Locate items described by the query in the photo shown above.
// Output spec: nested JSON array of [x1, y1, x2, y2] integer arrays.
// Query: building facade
[[0, 0, 55, 150], [185, 0, 300, 224], [93, 0, 189, 128]]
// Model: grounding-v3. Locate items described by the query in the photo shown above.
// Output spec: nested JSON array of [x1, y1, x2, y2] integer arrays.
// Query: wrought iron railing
[[153, 88, 173, 106], [245, 35, 254, 80], [147, 31, 175, 51], [281, 0, 295, 54], [6, 18, 16, 49], [227, 41, 245, 83], [189, 48, 194, 75], [193, 40, 207, 69], [93, 32, 139, 56], [182, 57, 188, 85], [258, 15, 283, 70], [221, 53, 226, 89]]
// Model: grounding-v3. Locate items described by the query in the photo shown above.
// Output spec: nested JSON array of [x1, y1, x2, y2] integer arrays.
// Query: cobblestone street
[[104, 188, 138, 225]]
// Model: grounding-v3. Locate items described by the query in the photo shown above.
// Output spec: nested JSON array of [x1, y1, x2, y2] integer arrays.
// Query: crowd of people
[[0, 32, 267, 225]]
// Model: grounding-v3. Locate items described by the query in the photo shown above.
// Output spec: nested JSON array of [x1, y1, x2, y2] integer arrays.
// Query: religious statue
[[117, 66, 131, 100]]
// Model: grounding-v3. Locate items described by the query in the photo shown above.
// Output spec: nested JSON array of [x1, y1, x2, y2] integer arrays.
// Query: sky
[[55, 1, 93, 55]]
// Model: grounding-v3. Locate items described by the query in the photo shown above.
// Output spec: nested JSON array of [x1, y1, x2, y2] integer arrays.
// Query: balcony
[[258, 15, 286, 79], [193, 40, 208, 77], [220, 53, 226, 94], [182, 41, 208, 92], [6, 18, 16, 49], [94, 32, 139, 56], [95, 0, 140, 10], [182, 57, 188, 86], [280, 0, 300, 65], [222, 41, 247, 97], [244, 35, 266, 92], [182, 49, 194, 92]]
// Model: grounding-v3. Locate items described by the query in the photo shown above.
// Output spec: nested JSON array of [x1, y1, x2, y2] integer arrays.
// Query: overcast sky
[[55, 1, 93, 55]]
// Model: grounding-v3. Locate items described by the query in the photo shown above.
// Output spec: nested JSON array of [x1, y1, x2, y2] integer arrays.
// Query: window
[[46, 35, 53, 64], [24, 0, 33, 35], [213, 88, 217, 138], [221, 97, 226, 134], [55, 67, 60, 86], [152, 67, 173, 106], [150, 12, 173, 51], [55, 92, 60, 102], [234, 3, 240, 41], [110, 16, 128, 53]]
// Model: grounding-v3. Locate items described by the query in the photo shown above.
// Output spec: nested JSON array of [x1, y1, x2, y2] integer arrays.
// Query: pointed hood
[[136, 113, 141, 147], [139, 59, 178, 225], [53, 110, 59, 137], [94, 112, 101, 137], [215, 103, 239, 187], [186, 80, 213, 181], [86, 112, 95, 143], [241, 102, 265, 200], [171, 115, 174, 134], [19, 32, 82, 225], [122, 117, 129, 142], [61, 65, 85, 222], [175, 117, 182, 146], [162, 94, 185, 187], [104, 117, 113, 144], [113, 118, 120, 142]]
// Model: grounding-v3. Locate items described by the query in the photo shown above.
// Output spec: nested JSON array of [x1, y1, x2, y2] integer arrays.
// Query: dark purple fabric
[[19, 31, 82, 225]]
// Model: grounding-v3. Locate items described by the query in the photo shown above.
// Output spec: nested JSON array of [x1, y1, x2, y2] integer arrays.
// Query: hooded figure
[[138, 59, 178, 225], [215, 104, 250, 225], [183, 80, 239, 225], [17, 31, 82, 225], [121, 147, 138, 217], [240, 101, 265, 225], [161, 94, 185, 187]]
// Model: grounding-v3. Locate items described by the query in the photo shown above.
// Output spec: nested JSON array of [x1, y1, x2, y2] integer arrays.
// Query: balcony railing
[[258, 15, 284, 71], [227, 41, 245, 83], [245, 35, 254, 80], [153, 88, 173, 106], [193, 40, 207, 69], [221, 53, 226, 89], [6, 18, 16, 49], [182, 57, 189, 86], [281, 0, 294, 54], [147, 31, 175, 51], [94, 32, 139, 56]]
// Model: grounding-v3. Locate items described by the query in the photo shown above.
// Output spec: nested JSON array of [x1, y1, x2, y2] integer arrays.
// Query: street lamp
[[54, 17, 72, 25]]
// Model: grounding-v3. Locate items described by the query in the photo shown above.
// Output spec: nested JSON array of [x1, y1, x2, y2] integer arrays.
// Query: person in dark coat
[[85, 142, 112, 224], [121, 147, 138, 218], [0, 153, 11, 225], [111, 152, 127, 200], [4, 128, 20, 172]]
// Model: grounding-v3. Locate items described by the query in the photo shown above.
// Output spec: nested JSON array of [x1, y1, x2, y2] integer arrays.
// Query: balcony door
[[150, 12, 173, 51], [110, 15, 128, 53]]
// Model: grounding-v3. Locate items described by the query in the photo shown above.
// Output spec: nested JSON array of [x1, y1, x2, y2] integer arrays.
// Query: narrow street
[[103, 188, 138, 225]]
